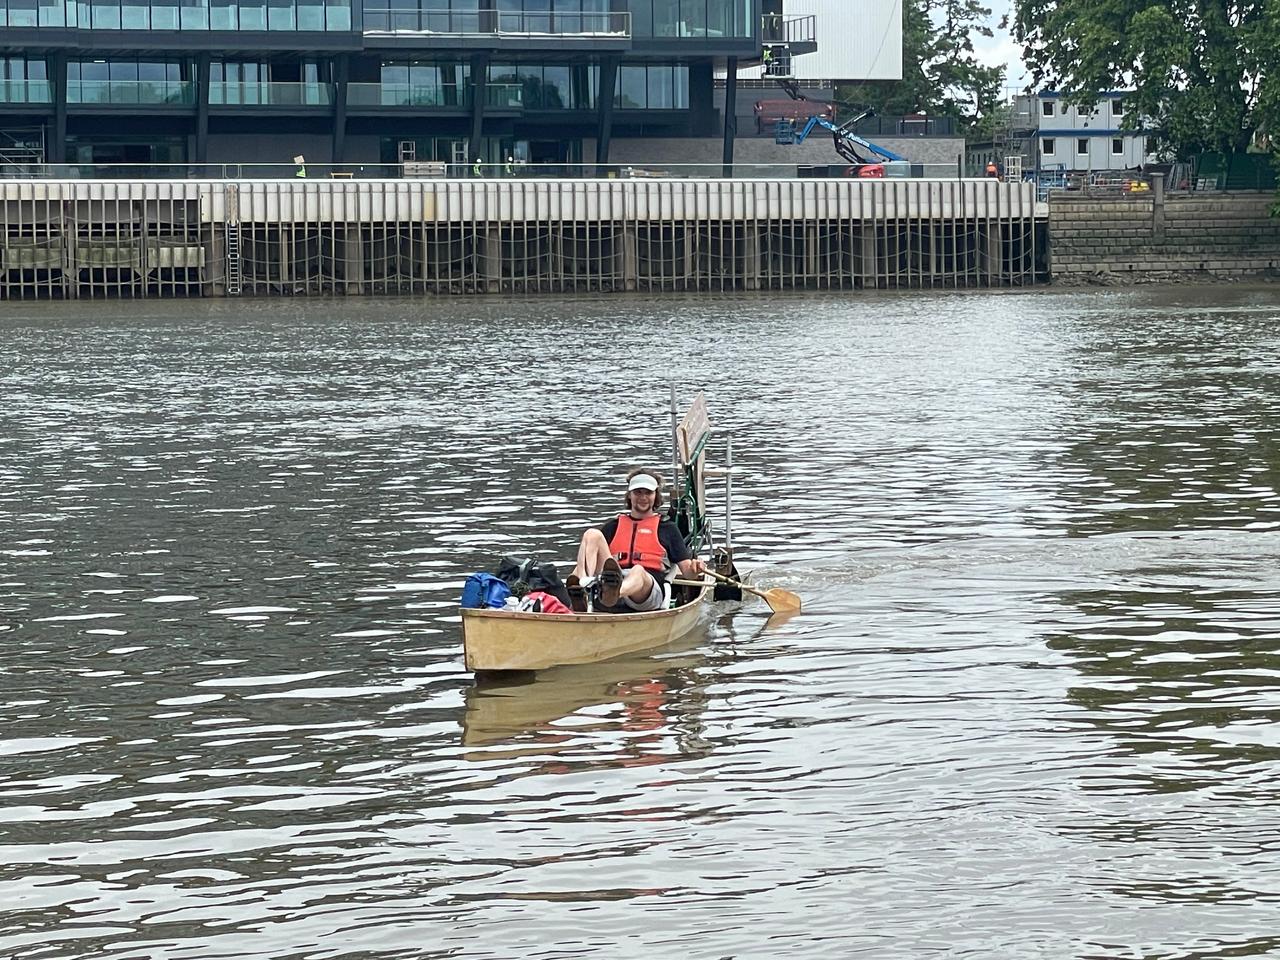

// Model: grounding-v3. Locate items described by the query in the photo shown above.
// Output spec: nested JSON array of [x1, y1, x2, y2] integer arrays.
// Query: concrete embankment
[[1049, 186, 1280, 285], [0, 178, 1042, 299]]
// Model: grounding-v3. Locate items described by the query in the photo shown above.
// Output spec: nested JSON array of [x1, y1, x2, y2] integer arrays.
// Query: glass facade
[[616, 64, 687, 108], [0, 0, 352, 29], [0, 56, 50, 102], [363, 0, 478, 32], [488, 63, 595, 109], [629, 0, 751, 37], [363, 61, 471, 106], [67, 60, 194, 104], [209, 62, 330, 103], [494, 0, 610, 32]]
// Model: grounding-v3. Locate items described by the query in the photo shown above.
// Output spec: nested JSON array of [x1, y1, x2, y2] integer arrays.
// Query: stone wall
[[1049, 189, 1280, 282]]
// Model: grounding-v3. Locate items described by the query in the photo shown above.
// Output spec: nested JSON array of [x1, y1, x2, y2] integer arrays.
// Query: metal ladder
[[225, 224, 241, 295], [224, 184, 241, 295]]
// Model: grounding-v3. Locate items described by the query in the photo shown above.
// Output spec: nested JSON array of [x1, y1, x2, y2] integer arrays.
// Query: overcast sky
[[972, 0, 1032, 95]]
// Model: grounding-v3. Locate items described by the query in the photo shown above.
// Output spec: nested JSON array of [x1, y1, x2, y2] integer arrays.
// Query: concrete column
[[743, 228, 760, 290], [981, 222, 1002, 285], [343, 224, 364, 294], [1151, 174, 1165, 241], [721, 57, 738, 176], [860, 229, 877, 287], [483, 225, 502, 292], [205, 223, 225, 295], [622, 227, 637, 291]]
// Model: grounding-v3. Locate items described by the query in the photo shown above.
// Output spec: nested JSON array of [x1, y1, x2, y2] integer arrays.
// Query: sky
[[971, 0, 1033, 95]]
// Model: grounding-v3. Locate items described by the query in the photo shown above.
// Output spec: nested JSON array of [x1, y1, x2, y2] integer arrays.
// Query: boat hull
[[462, 586, 710, 672]]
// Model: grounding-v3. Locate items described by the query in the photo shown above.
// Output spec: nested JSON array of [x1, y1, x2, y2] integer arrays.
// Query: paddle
[[673, 570, 802, 614]]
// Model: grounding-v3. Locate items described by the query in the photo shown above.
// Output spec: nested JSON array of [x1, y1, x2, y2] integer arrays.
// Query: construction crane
[[787, 110, 906, 166]]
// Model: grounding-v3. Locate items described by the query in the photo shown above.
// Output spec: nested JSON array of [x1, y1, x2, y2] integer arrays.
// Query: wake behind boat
[[461, 391, 732, 673]]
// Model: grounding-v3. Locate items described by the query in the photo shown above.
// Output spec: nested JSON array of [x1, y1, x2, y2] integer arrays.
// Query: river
[[3, 287, 1280, 959]]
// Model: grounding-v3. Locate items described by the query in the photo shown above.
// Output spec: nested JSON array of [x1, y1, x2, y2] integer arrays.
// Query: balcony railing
[[762, 13, 816, 45], [346, 82, 523, 109], [209, 82, 332, 105], [0, 79, 53, 104], [67, 80, 196, 105], [0, 0, 353, 30], [362, 8, 629, 37]]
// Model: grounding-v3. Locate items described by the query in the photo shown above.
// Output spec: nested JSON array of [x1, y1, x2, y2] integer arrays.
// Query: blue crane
[[790, 113, 906, 165]]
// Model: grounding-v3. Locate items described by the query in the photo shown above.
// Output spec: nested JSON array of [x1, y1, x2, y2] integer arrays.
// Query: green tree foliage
[[1013, 0, 1270, 157], [836, 0, 1005, 138]]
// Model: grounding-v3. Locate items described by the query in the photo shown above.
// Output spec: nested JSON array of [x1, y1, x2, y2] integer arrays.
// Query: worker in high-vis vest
[[566, 468, 707, 613], [473, 157, 482, 177]]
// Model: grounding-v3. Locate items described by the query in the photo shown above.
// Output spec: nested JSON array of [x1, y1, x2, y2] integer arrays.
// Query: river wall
[[1048, 188, 1280, 283], [0, 178, 1041, 299]]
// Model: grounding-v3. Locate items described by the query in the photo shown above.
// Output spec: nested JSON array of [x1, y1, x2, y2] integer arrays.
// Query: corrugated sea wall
[[0, 178, 1042, 299]]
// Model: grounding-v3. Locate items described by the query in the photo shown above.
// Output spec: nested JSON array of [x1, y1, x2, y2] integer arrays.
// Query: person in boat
[[568, 468, 706, 613]]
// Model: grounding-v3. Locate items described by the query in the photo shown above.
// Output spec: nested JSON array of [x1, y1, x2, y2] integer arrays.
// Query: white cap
[[627, 473, 659, 492]]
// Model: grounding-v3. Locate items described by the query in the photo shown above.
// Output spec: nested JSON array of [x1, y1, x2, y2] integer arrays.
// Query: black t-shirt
[[597, 513, 692, 571]]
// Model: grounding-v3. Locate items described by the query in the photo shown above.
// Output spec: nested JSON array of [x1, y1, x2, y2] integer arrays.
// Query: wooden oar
[[673, 570, 802, 614]]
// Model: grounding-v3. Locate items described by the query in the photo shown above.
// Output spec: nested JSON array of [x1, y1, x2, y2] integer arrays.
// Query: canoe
[[461, 581, 711, 673]]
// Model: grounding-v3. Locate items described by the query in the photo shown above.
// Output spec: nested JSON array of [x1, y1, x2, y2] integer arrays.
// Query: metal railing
[[208, 82, 333, 105], [0, 0, 353, 30], [0, 79, 53, 104], [67, 80, 196, 105], [361, 8, 629, 36], [762, 13, 815, 45], [346, 82, 522, 108], [0, 161, 974, 181]]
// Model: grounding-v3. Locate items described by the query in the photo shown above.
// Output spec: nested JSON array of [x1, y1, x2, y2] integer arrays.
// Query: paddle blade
[[763, 587, 802, 613]]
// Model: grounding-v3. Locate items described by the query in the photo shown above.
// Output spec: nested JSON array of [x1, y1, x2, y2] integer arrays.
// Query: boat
[[462, 391, 731, 673]]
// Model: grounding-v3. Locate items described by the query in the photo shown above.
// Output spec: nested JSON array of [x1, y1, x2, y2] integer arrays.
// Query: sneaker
[[599, 558, 623, 607], [566, 574, 588, 613]]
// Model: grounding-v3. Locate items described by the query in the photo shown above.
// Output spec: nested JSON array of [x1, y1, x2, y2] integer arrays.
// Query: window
[[1111, 137, 1123, 155], [1042, 138, 1055, 156], [614, 63, 687, 109], [1112, 98, 1125, 118], [1076, 138, 1088, 156], [1041, 99, 1054, 118]]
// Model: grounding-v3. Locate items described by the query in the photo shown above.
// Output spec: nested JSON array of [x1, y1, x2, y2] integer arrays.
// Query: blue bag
[[461, 572, 511, 609]]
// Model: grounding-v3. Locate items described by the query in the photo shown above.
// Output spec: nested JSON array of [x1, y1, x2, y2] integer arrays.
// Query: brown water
[[4, 288, 1280, 959]]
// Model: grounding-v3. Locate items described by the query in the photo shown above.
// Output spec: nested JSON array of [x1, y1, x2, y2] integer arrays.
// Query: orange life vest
[[608, 513, 668, 573]]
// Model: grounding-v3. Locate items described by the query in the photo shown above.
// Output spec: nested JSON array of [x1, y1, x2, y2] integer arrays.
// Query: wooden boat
[[462, 580, 711, 672], [461, 391, 725, 673]]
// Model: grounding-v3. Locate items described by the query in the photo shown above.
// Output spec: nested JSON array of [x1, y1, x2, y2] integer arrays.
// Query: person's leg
[[622, 569, 665, 611], [572, 528, 611, 580], [619, 565, 650, 602]]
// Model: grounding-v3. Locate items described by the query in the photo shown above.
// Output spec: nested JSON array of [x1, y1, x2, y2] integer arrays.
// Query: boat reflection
[[460, 635, 712, 759]]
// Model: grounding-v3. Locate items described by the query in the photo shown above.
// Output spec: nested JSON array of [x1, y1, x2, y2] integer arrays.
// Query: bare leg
[[572, 528, 612, 580], [620, 566, 655, 603]]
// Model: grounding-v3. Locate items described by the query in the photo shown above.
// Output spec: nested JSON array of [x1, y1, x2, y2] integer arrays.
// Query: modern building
[[0, 0, 789, 170]]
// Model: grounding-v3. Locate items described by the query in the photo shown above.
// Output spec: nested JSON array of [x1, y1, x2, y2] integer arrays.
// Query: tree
[[1012, 0, 1270, 158], [836, 0, 1006, 139]]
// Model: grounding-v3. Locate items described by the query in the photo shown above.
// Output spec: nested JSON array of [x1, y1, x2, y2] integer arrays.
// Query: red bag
[[519, 590, 572, 614]]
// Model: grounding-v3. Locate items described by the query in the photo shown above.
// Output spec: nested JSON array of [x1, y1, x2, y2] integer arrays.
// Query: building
[[0, 0, 777, 170], [1004, 91, 1153, 175]]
